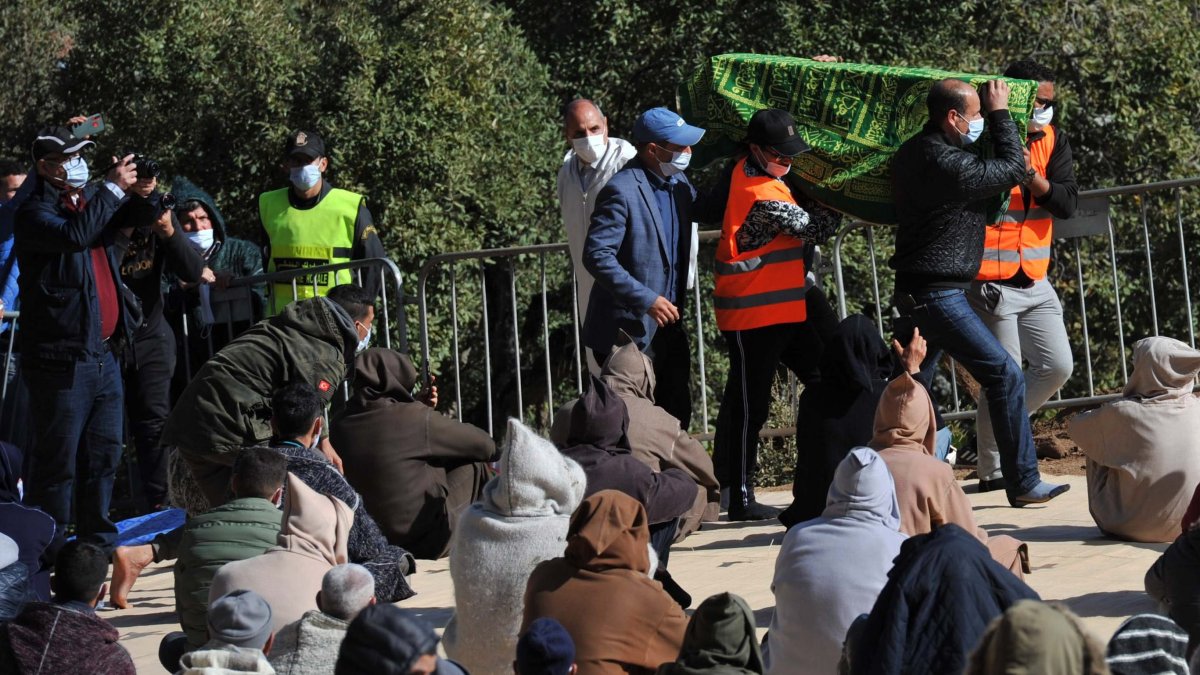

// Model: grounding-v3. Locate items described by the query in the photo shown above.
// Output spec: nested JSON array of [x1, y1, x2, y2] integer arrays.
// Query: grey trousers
[[968, 279, 1074, 481]]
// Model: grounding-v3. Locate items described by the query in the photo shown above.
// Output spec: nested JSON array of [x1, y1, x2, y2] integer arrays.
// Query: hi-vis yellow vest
[[259, 187, 360, 315], [977, 125, 1056, 282]]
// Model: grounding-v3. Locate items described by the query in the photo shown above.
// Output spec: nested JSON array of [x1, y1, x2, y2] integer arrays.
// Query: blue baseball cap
[[632, 107, 705, 146]]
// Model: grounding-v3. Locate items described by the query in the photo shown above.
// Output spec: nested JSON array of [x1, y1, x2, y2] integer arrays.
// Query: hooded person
[[0, 533, 32, 623], [778, 315, 896, 527], [0, 441, 54, 601], [177, 589, 277, 675], [210, 474, 353, 635], [966, 600, 1109, 675], [870, 373, 1030, 578], [165, 176, 266, 396], [164, 287, 371, 515], [443, 419, 587, 675], [522, 490, 689, 675], [336, 603, 466, 675], [331, 348, 494, 560], [763, 447, 907, 675], [1106, 614, 1190, 675], [847, 524, 1040, 675], [1069, 336, 1200, 543], [549, 334, 719, 541], [658, 592, 763, 675]]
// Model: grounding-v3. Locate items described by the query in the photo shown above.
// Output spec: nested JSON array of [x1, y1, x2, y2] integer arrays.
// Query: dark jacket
[[331, 348, 495, 559], [1021, 125, 1078, 220], [113, 195, 205, 334], [582, 157, 696, 354], [173, 496, 282, 650], [889, 111, 1026, 292], [13, 175, 134, 362], [0, 601, 136, 674], [335, 602, 440, 675], [274, 441, 416, 603], [0, 562, 32, 623], [850, 524, 1039, 675], [562, 375, 696, 525], [0, 443, 54, 602], [1145, 528, 1200, 655], [161, 296, 359, 458]]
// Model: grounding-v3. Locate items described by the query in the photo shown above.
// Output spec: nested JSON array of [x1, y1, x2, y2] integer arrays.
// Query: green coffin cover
[[678, 53, 1037, 224]]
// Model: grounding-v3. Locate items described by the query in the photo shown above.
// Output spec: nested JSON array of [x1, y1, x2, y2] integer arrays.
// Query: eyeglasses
[[1035, 97, 1055, 107]]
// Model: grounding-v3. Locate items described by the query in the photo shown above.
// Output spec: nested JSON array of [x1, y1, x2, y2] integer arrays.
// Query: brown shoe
[[110, 544, 154, 609]]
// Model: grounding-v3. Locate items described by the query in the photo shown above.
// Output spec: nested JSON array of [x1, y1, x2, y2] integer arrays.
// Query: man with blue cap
[[582, 107, 704, 430]]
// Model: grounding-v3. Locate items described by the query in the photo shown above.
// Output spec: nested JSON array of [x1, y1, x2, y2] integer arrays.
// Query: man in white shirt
[[556, 99, 635, 374]]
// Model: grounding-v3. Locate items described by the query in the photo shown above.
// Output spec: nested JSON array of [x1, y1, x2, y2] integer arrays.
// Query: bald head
[[562, 99, 609, 163], [927, 79, 982, 144]]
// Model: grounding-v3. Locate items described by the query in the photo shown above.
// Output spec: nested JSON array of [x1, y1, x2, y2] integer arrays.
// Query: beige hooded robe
[[210, 474, 353, 634], [871, 374, 1029, 578], [550, 337, 719, 538], [1069, 336, 1200, 543]]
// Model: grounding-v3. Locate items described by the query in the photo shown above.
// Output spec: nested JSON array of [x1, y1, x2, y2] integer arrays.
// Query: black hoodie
[[562, 375, 696, 525]]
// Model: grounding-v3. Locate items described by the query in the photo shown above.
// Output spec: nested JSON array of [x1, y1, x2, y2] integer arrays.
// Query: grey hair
[[320, 563, 376, 620]]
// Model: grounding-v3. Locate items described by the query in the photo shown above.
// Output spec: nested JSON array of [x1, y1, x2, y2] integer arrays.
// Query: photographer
[[112, 156, 207, 512], [13, 125, 138, 552]]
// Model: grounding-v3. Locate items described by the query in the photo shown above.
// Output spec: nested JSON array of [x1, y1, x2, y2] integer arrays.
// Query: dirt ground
[[954, 413, 1087, 480]]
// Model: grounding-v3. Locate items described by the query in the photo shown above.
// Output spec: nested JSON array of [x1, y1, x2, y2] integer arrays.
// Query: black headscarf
[[566, 374, 631, 452]]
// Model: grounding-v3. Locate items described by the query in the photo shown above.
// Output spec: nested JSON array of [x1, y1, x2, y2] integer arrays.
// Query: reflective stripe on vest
[[714, 157, 807, 332], [977, 125, 1057, 281], [259, 187, 360, 315]]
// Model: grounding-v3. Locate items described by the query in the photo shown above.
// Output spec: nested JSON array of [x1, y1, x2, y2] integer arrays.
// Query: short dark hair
[[271, 381, 324, 440], [180, 199, 207, 213], [1004, 59, 1056, 83], [53, 541, 109, 603], [927, 79, 971, 121], [231, 447, 288, 499], [327, 284, 374, 322], [0, 160, 28, 178]]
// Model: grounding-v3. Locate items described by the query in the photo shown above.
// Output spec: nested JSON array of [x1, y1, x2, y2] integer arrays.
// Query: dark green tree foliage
[[0, 4, 78, 158]]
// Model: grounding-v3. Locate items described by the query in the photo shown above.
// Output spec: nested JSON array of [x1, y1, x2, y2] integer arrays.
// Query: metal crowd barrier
[[414, 176, 1200, 439]]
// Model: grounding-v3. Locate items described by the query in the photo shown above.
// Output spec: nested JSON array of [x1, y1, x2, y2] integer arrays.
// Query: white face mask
[[356, 324, 372, 353], [571, 135, 607, 165], [1030, 105, 1054, 129], [185, 228, 214, 251], [656, 146, 691, 177], [753, 147, 791, 178], [290, 163, 321, 190]]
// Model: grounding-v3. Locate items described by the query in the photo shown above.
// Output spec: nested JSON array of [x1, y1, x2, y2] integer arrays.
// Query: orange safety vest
[[977, 125, 1057, 281], [714, 157, 808, 332]]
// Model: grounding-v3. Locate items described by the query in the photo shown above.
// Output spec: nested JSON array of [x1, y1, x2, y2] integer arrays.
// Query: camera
[[128, 154, 162, 181]]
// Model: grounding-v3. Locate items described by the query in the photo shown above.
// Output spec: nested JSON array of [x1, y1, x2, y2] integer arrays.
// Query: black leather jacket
[[889, 111, 1026, 293]]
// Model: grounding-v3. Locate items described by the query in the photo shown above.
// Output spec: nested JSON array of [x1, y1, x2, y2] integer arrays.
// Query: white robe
[[557, 137, 636, 374]]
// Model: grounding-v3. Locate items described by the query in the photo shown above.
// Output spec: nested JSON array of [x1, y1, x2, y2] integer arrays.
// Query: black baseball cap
[[283, 130, 325, 160], [745, 109, 810, 156], [31, 126, 94, 161]]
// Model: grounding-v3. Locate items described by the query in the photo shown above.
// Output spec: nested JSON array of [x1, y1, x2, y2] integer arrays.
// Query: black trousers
[[592, 320, 693, 432], [713, 287, 838, 509], [125, 319, 177, 510]]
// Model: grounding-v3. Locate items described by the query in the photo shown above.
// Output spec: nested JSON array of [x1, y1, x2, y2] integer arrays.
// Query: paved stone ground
[[107, 474, 1164, 672]]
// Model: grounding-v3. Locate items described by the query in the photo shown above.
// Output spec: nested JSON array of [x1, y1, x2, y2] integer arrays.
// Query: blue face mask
[[64, 156, 89, 188], [656, 146, 691, 177], [289, 163, 321, 191], [958, 114, 985, 145]]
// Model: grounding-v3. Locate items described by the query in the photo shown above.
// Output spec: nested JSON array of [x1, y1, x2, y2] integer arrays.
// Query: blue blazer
[[582, 157, 695, 355]]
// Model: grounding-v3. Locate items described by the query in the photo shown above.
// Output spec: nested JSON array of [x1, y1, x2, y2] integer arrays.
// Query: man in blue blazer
[[582, 107, 703, 430]]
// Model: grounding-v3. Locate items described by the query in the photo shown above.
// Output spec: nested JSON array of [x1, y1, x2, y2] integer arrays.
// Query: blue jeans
[[23, 350, 124, 550], [903, 289, 1040, 496]]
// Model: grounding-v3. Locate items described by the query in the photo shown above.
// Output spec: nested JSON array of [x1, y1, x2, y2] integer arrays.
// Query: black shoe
[[655, 570, 692, 610], [955, 445, 979, 467], [977, 477, 1008, 493], [728, 501, 782, 522]]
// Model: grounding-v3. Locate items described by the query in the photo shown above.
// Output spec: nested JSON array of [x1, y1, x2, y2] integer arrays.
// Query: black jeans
[[125, 319, 177, 510], [713, 286, 838, 510]]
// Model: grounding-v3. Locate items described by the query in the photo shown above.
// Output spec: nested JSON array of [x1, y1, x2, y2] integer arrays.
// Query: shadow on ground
[[1057, 590, 1158, 618]]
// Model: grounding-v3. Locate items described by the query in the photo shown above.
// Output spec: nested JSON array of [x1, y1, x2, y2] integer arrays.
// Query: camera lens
[[161, 193, 176, 211]]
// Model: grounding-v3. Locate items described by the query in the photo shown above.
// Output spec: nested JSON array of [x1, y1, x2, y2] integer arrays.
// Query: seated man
[[175, 589, 275, 675], [270, 563, 376, 675], [661, 593, 762, 675], [168, 448, 287, 655], [871, 371, 1029, 579], [0, 541, 135, 673], [764, 448, 906, 675], [522, 490, 687, 675], [332, 348, 494, 560], [516, 618, 578, 675], [549, 334, 719, 539], [1069, 336, 1200, 543], [1145, 486, 1200, 657], [0, 442, 54, 601], [444, 420, 587, 675], [337, 603, 468, 675], [268, 382, 415, 603], [0, 533, 31, 623], [560, 375, 697, 606], [210, 475, 352, 634]]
